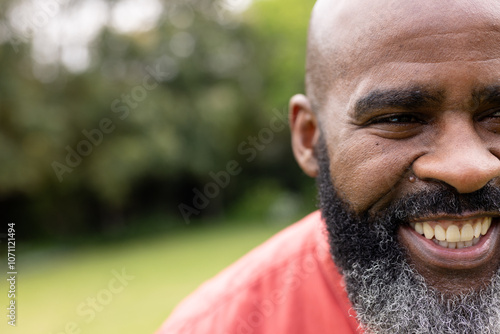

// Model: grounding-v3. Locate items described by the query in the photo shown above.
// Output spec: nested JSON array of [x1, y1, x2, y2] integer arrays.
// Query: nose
[[412, 117, 500, 193]]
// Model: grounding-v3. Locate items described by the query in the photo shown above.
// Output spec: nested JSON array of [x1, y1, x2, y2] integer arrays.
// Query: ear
[[289, 94, 320, 177]]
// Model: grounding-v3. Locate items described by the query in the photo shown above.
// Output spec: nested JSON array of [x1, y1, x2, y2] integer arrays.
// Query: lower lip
[[399, 221, 500, 270]]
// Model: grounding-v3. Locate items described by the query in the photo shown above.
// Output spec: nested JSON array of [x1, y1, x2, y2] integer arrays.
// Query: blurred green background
[[0, 0, 317, 332]]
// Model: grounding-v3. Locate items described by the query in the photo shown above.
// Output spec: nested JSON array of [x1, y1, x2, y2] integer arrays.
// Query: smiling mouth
[[398, 215, 500, 271], [410, 217, 493, 249]]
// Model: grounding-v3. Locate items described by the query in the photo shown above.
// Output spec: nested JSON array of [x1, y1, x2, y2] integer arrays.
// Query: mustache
[[381, 182, 500, 224]]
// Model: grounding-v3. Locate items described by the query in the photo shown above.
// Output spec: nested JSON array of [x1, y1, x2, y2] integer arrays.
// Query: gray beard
[[344, 256, 500, 333], [314, 133, 500, 333]]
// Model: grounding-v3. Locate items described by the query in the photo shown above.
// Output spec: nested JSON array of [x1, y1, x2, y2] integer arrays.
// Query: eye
[[486, 109, 500, 118], [363, 113, 427, 139], [478, 108, 500, 119], [479, 108, 500, 133], [370, 113, 425, 125]]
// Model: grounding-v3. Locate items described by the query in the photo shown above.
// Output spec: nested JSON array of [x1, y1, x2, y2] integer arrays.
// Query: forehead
[[310, 0, 500, 110]]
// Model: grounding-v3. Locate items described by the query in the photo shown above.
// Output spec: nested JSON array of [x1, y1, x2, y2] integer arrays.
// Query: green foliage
[[0, 216, 285, 333], [0, 0, 316, 237]]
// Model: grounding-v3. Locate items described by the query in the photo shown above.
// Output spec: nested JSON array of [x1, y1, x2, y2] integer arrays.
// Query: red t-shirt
[[156, 211, 362, 334]]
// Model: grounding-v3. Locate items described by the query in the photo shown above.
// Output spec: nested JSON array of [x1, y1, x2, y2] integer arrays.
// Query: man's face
[[313, 0, 500, 293], [290, 0, 500, 331]]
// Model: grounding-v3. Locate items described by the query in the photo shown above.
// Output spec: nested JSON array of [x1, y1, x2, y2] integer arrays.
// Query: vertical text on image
[[6, 222, 17, 326]]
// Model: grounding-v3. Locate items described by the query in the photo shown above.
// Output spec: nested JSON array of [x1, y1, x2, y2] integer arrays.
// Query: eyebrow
[[353, 87, 445, 119], [471, 85, 500, 107]]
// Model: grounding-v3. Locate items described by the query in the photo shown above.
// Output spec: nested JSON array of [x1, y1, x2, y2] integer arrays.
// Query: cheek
[[329, 138, 415, 213]]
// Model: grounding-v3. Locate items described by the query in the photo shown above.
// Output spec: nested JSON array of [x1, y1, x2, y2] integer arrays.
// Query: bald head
[[289, 1, 500, 332], [306, 0, 500, 113]]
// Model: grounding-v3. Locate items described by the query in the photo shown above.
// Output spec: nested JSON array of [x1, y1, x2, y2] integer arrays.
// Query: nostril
[[413, 152, 500, 194]]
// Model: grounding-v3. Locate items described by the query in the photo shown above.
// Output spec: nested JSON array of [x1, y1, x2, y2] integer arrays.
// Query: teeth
[[482, 218, 492, 235], [438, 240, 448, 247], [412, 217, 493, 249], [474, 220, 482, 238], [435, 225, 446, 241], [433, 237, 479, 249], [473, 237, 480, 245], [423, 222, 434, 239], [446, 225, 460, 242], [460, 224, 474, 242], [414, 222, 423, 235]]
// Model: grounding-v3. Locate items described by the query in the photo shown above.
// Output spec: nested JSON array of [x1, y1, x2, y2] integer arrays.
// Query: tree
[[0, 0, 315, 239]]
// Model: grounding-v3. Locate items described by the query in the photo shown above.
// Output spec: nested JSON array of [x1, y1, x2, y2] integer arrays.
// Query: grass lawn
[[1, 217, 290, 334]]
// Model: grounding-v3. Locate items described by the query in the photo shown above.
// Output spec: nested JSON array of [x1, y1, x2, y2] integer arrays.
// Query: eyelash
[[370, 114, 425, 125], [366, 109, 500, 129], [474, 108, 500, 122], [485, 110, 500, 118]]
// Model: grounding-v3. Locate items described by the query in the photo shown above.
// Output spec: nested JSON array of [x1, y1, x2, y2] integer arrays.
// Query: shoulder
[[156, 211, 359, 334]]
